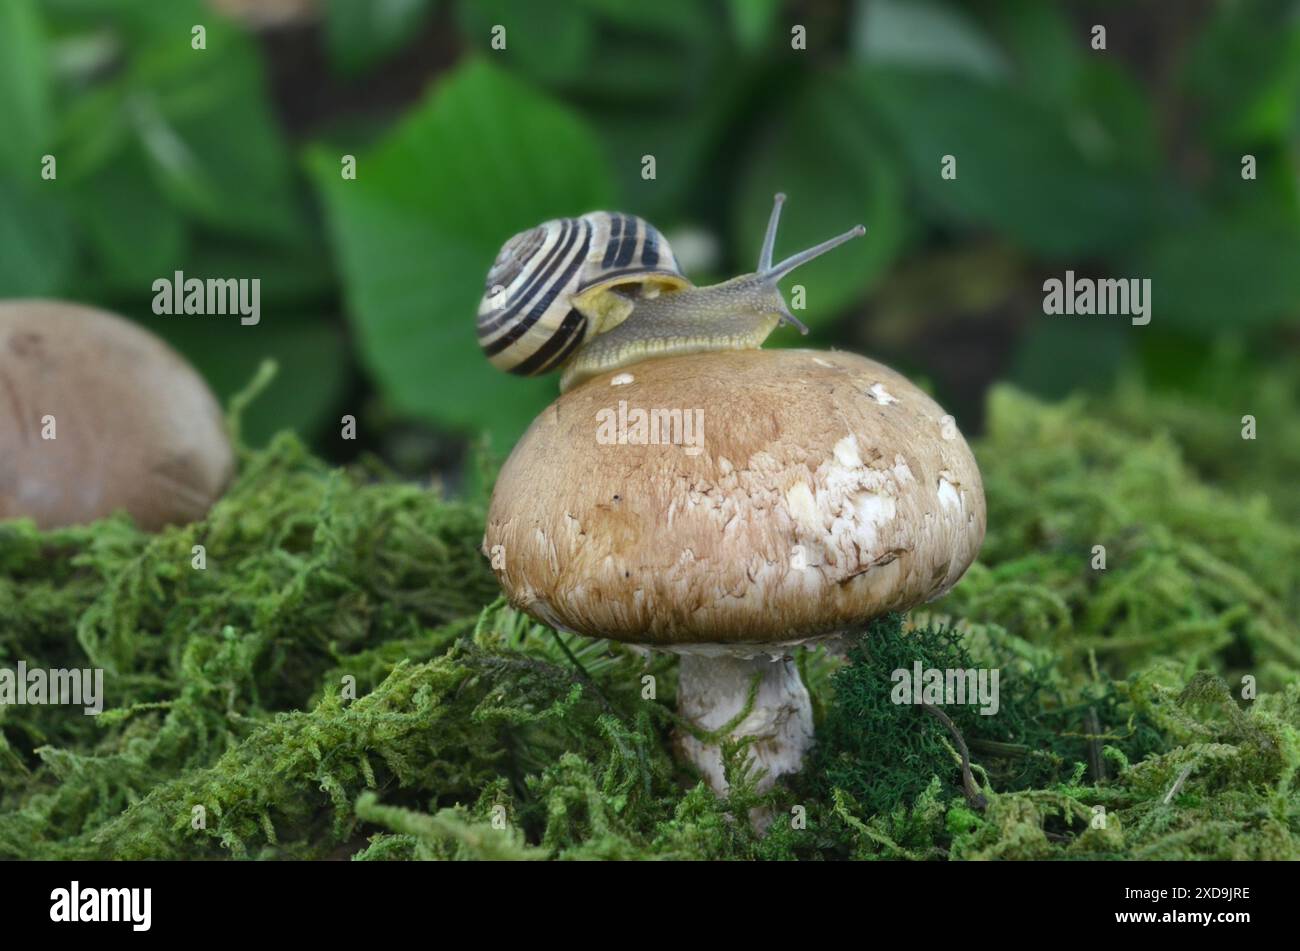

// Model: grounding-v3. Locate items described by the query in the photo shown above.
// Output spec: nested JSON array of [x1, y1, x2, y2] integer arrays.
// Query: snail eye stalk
[[758, 192, 786, 272], [762, 224, 867, 283], [752, 193, 865, 335]]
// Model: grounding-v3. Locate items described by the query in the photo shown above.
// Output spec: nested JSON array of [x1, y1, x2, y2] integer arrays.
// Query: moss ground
[[2, 369, 1297, 859]]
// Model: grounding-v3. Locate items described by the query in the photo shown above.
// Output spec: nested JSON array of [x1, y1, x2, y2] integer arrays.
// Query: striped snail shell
[[476, 212, 690, 376]]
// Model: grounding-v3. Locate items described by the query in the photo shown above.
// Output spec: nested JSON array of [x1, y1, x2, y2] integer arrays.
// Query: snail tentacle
[[758, 192, 786, 272], [762, 223, 867, 283]]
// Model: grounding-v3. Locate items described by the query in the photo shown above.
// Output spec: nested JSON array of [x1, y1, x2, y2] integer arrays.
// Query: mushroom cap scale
[[485, 348, 985, 647], [0, 300, 234, 531]]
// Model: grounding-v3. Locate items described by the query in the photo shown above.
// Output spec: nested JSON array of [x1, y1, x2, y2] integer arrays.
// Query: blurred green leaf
[[72, 145, 189, 289], [152, 316, 351, 446], [0, 181, 76, 297], [177, 236, 338, 308], [129, 33, 306, 242], [727, 0, 781, 52], [456, 0, 595, 87], [1134, 216, 1300, 334], [1217, 145, 1300, 228], [986, 1, 1158, 171], [43, 0, 210, 36], [309, 58, 616, 450], [1135, 328, 1221, 392], [734, 73, 905, 328], [56, 83, 136, 184], [1185, 0, 1300, 147], [986, 0, 1081, 103], [49, 20, 304, 243], [0, 0, 53, 175], [862, 67, 1158, 257], [590, 67, 752, 218], [458, 0, 717, 102], [1010, 318, 1134, 399], [575, 0, 714, 35], [326, 0, 437, 75], [853, 0, 1010, 80], [18, 9, 314, 304], [579, 34, 717, 102], [1067, 61, 1160, 172]]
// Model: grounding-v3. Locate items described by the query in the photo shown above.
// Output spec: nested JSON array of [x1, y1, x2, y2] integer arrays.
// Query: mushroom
[[484, 347, 985, 795], [0, 300, 234, 530]]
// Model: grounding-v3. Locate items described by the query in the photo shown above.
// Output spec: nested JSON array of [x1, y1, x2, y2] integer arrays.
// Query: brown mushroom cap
[[486, 348, 985, 647], [0, 300, 234, 530]]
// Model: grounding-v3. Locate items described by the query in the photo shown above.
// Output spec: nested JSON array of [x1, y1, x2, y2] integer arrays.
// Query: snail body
[[476, 195, 864, 391]]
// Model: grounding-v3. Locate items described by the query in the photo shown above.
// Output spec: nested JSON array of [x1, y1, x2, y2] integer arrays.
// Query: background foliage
[[0, 0, 1296, 459]]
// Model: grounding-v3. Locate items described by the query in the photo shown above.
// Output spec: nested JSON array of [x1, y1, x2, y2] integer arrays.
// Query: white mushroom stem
[[674, 653, 814, 795]]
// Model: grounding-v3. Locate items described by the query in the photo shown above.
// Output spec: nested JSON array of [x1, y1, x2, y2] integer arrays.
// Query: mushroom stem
[[674, 653, 814, 796]]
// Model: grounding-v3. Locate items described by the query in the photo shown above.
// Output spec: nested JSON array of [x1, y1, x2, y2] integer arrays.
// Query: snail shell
[[476, 212, 689, 375]]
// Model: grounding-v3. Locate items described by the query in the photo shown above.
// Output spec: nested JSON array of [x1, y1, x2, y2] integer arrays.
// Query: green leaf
[[862, 67, 1158, 257], [987, 1, 1159, 170], [0, 180, 75, 297], [152, 315, 352, 446], [45, 0, 211, 36], [309, 58, 616, 450], [1133, 216, 1300, 334], [1009, 318, 1134, 399], [46, 21, 304, 245], [177, 235, 338, 308], [1067, 61, 1160, 172], [72, 145, 189, 290], [1184, 1, 1300, 147], [590, 66, 752, 218], [456, 0, 595, 87], [575, 0, 714, 35], [853, 0, 1010, 80], [457, 0, 717, 102], [578, 32, 716, 102], [727, 0, 781, 52], [0, 0, 53, 175], [326, 0, 437, 74], [127, 32, 305, 242], [733, 74, 905, 329], [986, 0, 1081, 102]]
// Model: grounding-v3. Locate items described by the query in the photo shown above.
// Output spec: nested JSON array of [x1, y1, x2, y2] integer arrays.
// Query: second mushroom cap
[[0, 300, 233, 531]]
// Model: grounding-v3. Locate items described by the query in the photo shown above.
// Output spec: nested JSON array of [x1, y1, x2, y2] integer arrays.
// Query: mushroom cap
[[485, 348, 985, 647], [0, 300, 234, 530]]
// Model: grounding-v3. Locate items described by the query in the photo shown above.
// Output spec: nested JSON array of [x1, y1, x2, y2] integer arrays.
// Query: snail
[[475, 194, 865, 392]]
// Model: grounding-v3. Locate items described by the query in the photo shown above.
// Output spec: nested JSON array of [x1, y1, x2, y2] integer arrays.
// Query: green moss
[[1, 373, 1297, 860], [811, 613, 1164, 819], [934, 385, 1300, 680]]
